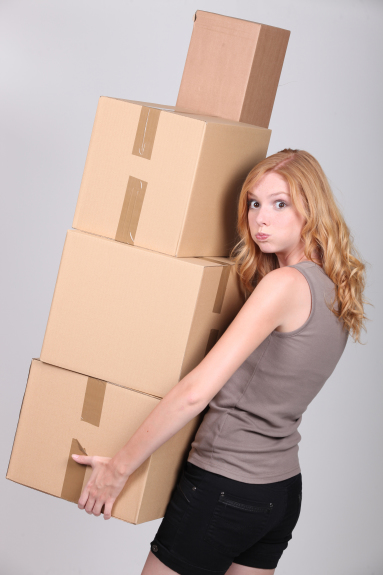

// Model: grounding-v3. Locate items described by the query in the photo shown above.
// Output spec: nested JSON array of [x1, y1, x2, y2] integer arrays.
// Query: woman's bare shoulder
[[255, 266, 312, 333], [242, 266, 306, 324], [256, 265, 309, 292]]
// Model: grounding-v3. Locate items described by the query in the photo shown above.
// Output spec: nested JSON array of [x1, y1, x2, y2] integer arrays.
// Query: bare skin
[[139, 172, 309, 574], [73, 171, 309, 574], [247, 171, 311, 268], [141, 551, 275, 575], [247, 171, 321, 334]]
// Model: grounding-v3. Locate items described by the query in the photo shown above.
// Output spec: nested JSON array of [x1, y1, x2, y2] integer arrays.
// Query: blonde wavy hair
[[230, 148, 370, 344]]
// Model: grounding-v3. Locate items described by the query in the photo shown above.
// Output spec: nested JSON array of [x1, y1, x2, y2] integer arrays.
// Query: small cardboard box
[[40, 229, 245, 397], [7, 360, 202, 524], [176, 11, 290, 129], [72, 96, 270, 257]]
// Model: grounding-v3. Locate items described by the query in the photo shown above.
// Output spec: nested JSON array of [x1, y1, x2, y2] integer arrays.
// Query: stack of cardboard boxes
[[7, 12, 290, 524]]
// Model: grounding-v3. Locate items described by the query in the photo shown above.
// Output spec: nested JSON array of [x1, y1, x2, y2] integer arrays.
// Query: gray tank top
[[187, 261, 349, 483]]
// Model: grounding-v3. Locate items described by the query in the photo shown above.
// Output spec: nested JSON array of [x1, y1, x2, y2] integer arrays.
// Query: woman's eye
[[247, 199, 288, 209]]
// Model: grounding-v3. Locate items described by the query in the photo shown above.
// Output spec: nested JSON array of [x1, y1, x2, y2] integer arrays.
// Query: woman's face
[[247, 172, 307, 264]]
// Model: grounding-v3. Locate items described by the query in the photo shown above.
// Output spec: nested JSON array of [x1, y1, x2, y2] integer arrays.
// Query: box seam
[[73, 98, 103, 228], [38, 358, 164, 400], [176, 265, 206, 382], [135, 455, 154, 524], [6, 359, 35, 478], [40, 231, 70, 359], [175, 123, 206, 256]]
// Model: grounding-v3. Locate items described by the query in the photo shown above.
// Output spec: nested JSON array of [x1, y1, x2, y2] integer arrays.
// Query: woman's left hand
[[72, 454, 129, 520]]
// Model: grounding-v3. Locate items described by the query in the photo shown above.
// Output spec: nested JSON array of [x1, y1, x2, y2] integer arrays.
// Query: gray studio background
[[1, 1, 382, 574]]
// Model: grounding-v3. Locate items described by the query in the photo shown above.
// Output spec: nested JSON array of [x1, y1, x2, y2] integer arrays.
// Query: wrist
[[109, 454, 133, 480]]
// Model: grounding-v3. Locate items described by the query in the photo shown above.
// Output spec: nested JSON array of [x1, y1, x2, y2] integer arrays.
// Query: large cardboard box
[[72, 96, 270, 257], [176, 11, 290, 129], [7, 360, 202, 524], [40, 230, 245, 397]]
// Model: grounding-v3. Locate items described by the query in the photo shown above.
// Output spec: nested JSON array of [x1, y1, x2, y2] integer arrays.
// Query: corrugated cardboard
[[40, 230, 245, 397], [176, 10, 290, 129], [72, 96, 270, 257], [7, 360, 202, 524]]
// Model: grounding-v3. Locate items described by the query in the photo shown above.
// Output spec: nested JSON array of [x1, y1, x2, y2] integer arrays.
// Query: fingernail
[[72, 454, 79, 459]]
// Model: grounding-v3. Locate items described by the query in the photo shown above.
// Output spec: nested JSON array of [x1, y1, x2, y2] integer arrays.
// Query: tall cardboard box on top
[[7, 360, 203, 524], [72, 97, 271, 257], [40, 229, 246, 398], [176, 11, 290, 129]]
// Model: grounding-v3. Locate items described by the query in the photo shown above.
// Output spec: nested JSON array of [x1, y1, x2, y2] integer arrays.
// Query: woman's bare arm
[[73, 265, 308, 518]]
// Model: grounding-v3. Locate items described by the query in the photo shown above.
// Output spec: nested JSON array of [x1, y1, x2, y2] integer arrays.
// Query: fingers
[[74, 456, 120, 520], [92, 498, 105, 517], [78, 481, 109, 517], [79, 484, 100, 515], [85, 493, 96, 514], [72, 454, 92, 466], [78, 483, 90, 510], [103, 498, 114, 520], [79, 490, 111, 518]]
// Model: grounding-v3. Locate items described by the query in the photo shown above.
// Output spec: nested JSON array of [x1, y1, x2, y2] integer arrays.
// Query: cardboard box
[[176, 11, 290, 129], [72, 96, 270, 257], [40, 230, 245, 397], [7, 360, 202, 524]]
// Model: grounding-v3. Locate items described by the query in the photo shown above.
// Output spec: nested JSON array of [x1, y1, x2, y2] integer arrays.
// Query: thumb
[[72, 454, 92, 465]]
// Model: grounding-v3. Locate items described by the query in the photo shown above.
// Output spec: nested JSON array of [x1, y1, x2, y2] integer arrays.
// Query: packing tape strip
[[132, 106, 161, 160], [81, 377, 107, 427], [116, 104, 160, 243], [61, 377, 106, 502], [200, 258, 232, 357], [201, 258, 231, 314], [61, 439, 88, 503], [115, 176, 148, 245]]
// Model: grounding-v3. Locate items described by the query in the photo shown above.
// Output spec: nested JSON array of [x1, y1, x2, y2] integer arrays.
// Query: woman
[[72, 149, 368, 575]]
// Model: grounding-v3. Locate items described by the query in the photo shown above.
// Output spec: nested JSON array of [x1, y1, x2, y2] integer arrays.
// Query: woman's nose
[[254, 207, 269, 227]]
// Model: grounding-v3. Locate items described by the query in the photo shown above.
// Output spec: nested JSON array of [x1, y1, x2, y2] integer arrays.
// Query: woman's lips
[[255, 233, 270, 240]]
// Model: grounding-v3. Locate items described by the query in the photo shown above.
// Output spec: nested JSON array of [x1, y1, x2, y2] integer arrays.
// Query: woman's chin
[[256, 243, 274, 253]]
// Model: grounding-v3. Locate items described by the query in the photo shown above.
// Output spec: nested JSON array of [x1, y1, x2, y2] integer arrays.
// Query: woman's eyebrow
[[248, 191, 290, 199]]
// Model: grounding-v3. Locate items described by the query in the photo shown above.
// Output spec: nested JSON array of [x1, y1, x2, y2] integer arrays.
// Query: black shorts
[[150, 461, 302, 575]]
